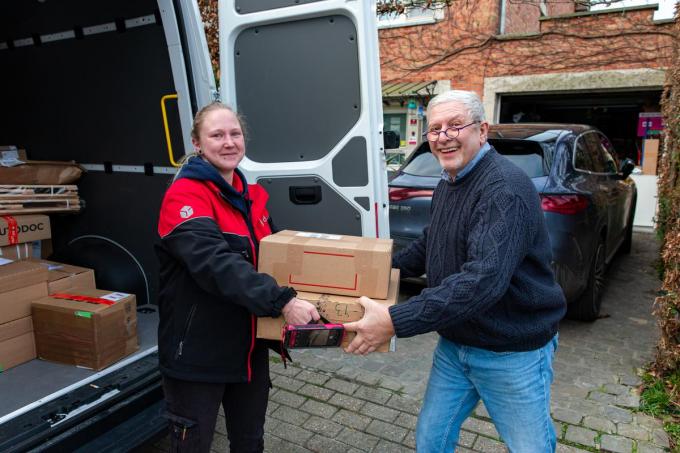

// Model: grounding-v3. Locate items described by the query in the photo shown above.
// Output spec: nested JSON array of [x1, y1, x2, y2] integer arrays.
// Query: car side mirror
[[618, 158, 635, 179], [383, 130, 400, 150]]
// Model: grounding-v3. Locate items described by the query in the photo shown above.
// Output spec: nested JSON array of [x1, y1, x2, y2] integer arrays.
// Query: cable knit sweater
[[389, 147, 566, 352]]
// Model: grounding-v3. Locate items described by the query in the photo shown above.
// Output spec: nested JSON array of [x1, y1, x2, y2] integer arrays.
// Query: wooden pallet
[[0, 185, 78, 197]]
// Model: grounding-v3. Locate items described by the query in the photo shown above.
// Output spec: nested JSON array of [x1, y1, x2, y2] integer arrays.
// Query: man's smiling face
[[427, 101, 489, 179]]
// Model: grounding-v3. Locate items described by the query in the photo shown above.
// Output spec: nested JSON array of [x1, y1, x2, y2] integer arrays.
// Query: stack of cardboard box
[[0, 260, 49, 371], [256, 230, 398, 351]]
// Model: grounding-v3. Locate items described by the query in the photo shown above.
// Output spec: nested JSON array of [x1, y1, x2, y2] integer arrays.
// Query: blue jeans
[[416, 335, 558, 453]]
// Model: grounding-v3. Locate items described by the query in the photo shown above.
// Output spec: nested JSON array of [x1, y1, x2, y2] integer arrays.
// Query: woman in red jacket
[[156, 102, 319, 452]]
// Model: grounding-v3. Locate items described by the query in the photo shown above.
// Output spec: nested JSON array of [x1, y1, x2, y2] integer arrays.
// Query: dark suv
[[388, 124, 636, 321]]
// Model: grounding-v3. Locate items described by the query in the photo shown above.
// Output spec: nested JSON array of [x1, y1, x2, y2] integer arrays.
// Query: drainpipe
[[498, 0, 506, 34]]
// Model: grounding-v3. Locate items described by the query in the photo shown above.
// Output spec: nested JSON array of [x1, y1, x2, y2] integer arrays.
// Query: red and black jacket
[[156, 157, 294, 383]]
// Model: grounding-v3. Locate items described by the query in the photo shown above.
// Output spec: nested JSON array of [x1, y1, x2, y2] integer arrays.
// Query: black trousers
[[162, 344, 270, 453]]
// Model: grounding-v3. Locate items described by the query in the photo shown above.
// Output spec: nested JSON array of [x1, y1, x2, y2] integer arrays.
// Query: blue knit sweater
[[389, 147, 566, 352]]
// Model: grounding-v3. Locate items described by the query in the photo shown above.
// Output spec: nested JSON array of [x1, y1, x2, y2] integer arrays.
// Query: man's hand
[[344, 297, 395, 355], [282, 297, 320, 325]]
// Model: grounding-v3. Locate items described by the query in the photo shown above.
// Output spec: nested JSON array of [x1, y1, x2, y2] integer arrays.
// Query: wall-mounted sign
[[637, 112, 664, 137]]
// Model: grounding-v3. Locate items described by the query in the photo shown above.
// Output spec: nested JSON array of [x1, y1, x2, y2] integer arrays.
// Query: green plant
[[639, 371, 680, 449]]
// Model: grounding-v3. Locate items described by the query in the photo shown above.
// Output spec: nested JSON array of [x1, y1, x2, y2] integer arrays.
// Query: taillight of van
[[389, 187, 434, 202], [540, 194, 589, 214]]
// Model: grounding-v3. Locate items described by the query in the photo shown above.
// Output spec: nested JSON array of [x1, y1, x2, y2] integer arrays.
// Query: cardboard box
[[0, 241, 36, 260], [257, 269, 400, 352], [0, 316, 36, 371], [0, 160, 83, 185], [0, 215, 51, 247], [259, 230, 393, 298], [0, 282, 48, 325], [0, 259, 49, 293], [642, 139, 659, 175], [32, 288, 138, 370], [27, 259, 96, 294]]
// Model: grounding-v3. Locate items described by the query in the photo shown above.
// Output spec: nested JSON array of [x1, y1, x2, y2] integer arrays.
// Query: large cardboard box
[[642, 139, 659, 175], [27, 259, 96, 294], [32, 288, 139, 370], [0, 160, 83, 185], [257, 269, 400, 352], [259, 230, 393, 298], [0, 215, 51, 247], [0, 316, 36, 371]]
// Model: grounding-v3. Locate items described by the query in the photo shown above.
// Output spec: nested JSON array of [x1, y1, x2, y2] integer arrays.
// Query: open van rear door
[[219, 0, 389, 237]]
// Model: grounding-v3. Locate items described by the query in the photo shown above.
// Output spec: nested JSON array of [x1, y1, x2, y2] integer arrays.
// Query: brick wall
[[379, 3, 673, 96]]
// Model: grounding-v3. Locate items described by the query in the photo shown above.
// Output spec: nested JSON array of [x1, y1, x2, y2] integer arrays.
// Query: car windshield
[[490, 139, 556, 178]]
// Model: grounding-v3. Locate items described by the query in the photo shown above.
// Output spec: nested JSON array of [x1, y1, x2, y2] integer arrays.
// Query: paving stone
[[359, 401, 400, 422], [619, 374, 642, 386], [296, 370, 330, 386], [602, 405, 634, 423], [264, 433, 312, 453], [334, 366, 360, 381], [385, 394, 421, 415], [617, 422, 650, 441], [266, 401, 280, 416], [303, 416, 344, 438], [458, 429, 477, 447], [214, 414, 227, 435], [461, 417, 500, 439], [271, 405, 311, 426], [374, 440, 415, 453], [270, 361, 302, 377], [553, 421, 565, 440], [378, 377, 405, 392], [270, 389, 307, 408], [300, 399, 338, 419], [298, 383, 335, 401], [395, 412, 418, 430], [353, 386, 392, 405], [651, 428, 670, 448], [273, 375, 305, 392], [354, 373, 381, 386], [600, 434, 634, 453], [328, 392, 365, 412], [564, 426, 597, 447], [365, 419, 409, 443], [589, 391, 618, 404], [615, 393, 640, 408], [636, 440, 668, 453], [582, 415, 616, 433], [552, 407, 583, 425], [325, 378, 360, 395], [475, 402, 490, 419], [404, 429, 416, 449], [305, 434, 351, 453], [335, 427, 381, 451], [555, 442, 591, 452], [210, 432, 229, 451], [603, 383, 630, 395], [268, 421, 314, 445], [332, 409, 372, 431], [635, 413, 663, 430], [472, 435, 508, 452]]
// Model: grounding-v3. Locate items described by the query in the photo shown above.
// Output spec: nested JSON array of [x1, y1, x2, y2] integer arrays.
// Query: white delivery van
[[0, 0, 388, 450]]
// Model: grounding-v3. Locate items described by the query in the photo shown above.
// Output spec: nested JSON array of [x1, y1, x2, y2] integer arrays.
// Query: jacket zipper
[[175, 303, 197, 359], [239, 200, 258, 383]]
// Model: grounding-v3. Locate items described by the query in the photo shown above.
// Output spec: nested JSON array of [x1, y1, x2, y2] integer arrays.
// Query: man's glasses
[[423, 121, 479, 141]]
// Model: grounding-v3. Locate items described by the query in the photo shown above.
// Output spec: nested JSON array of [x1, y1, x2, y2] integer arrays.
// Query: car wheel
[[620, 197, 636, 254], [567, 237, 606, 322]]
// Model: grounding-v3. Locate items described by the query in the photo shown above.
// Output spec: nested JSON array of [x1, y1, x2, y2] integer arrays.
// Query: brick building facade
[[379, 1, 675, 162]]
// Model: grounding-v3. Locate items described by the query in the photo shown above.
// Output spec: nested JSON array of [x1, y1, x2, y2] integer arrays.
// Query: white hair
[[426, 90, 486, 123]]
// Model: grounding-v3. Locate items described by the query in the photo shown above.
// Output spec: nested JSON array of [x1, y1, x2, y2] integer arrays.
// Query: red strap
[[50, 293, 115, 306], [2, 216, 18, 245]]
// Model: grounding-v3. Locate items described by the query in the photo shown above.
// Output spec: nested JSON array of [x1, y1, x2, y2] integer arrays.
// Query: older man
[[344, 90, 566, 452]]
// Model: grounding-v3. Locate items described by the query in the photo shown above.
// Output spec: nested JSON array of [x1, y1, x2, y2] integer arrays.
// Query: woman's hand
[[282, 297, 320, 325]]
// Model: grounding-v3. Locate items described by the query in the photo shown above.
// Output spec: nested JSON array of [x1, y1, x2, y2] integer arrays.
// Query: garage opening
[[498, 90, 662, 164]]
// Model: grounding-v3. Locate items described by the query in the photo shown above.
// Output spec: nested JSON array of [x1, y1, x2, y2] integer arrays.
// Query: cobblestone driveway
[[150, 232, 667, 452]]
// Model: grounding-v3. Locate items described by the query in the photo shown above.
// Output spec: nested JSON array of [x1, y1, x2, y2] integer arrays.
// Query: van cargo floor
[[0, 308, 158, 420]]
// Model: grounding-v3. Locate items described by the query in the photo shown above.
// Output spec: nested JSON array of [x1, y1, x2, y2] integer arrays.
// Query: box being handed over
[[258, 269, 400, 352], [258, 230, 393, 299], [32, 288, 138, 370]]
